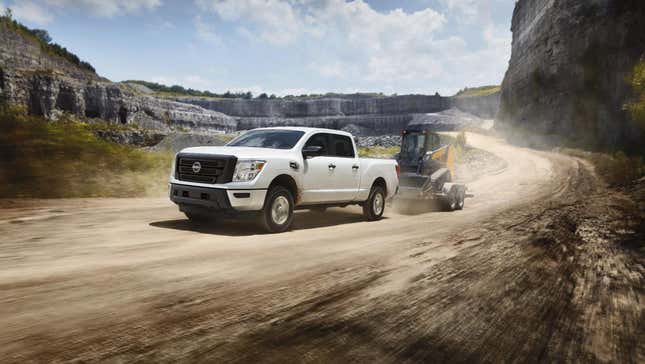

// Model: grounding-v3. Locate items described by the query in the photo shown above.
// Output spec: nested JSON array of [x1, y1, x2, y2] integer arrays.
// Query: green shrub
[[626, 58, 645, 130], [0, 106, 172, 197], [562, 148, 644, 187], [454, 85, 500, 97]]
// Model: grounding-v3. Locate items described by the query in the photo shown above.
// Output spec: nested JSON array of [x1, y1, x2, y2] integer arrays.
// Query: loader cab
[[398, 129, 442, 173]]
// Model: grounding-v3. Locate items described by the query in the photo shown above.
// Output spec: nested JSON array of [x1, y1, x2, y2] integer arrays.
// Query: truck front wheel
[[363, 185, 386, 221], [258, 186, 294, 233], [184, 212, 212, 222]]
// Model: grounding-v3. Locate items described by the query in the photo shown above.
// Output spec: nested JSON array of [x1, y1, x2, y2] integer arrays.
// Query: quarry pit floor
[[0, 133, 642, 363]]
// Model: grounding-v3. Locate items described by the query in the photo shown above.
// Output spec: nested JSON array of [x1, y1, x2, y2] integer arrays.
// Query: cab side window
[[331, 134, 355, 158], [426, 133, 440, 151], [304, 133, 330, 156]]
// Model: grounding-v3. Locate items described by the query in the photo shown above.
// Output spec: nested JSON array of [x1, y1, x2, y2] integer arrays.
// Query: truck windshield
[[226, 130, 305, 149]]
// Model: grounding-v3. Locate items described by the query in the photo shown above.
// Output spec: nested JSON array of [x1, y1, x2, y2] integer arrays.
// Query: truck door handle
[[328, 163, 336, 170], [352, 165, 359, 170]]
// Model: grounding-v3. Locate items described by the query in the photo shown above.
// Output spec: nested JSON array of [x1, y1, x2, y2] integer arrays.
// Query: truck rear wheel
[[258, 186, 294, 233], [363, 185, 386, 221]]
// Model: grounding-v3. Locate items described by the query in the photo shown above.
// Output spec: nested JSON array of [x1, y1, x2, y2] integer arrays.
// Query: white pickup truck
[[169, 127, 399, 232]]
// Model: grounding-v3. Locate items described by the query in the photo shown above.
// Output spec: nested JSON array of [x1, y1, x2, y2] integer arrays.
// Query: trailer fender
[[441, 183, 467, 196], [430, 168, 451, 184]]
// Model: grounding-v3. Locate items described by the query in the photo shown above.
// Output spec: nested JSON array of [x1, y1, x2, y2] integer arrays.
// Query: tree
[[269, 94, 277, 99], [32, 29, 52, 43], [257, 93, 268, 99], [3, 7, 12, 20]]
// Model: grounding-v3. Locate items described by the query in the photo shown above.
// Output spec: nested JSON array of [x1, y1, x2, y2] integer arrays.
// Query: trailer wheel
[[456, 188, 465, 210], [443, 186, 459, 211]]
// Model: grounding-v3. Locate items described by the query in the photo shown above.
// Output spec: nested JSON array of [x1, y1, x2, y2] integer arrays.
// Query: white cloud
[[12, 1, 53, 25], [45, 0, 161, 17], [196, 0, 448, 83], [196, 0, 300, 46], [189, 0, 512, 94], [440, 0, 479, 24], [194, 15, 222, 45], [308, 61, 346, 78]]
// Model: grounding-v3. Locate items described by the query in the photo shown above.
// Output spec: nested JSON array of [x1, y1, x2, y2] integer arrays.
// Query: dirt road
[[1, 133, 642, 363]]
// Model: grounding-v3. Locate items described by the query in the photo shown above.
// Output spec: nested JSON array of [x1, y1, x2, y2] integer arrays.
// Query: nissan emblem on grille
[[192, 161, 201, 173]]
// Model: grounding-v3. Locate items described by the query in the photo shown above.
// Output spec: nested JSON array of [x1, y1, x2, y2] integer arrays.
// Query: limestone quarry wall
[[174, 95, 450, 118], [497, 0, 645, 149]]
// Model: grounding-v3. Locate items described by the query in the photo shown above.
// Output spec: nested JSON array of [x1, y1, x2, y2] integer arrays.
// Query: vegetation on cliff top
[[0, 8, 95, 73], [626, 58, 645, 130], [124, 80, 392, 100], [454, 85, 500, 98], [0, 105, 172, 198]]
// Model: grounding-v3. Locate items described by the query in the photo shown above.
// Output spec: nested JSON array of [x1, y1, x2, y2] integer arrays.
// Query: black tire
[[443, 186, 459, 211], [258, 186, 294, 233], [456, 188, 465, 210], [184, 212, 212, 222], [363, 185, 386, 221]]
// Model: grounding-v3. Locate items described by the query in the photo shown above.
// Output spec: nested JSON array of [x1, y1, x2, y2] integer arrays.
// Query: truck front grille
[[176, 153, 237, 184]]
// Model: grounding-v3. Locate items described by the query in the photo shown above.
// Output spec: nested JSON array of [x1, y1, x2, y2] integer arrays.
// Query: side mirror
[[302, 145, 324, 159]]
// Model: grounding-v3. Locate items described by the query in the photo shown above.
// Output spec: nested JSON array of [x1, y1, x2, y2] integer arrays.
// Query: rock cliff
[[0, 22, 235, 132], [497, 0, 645, 150], [173, 95, 495, 135], [450, 92, 500, 119]]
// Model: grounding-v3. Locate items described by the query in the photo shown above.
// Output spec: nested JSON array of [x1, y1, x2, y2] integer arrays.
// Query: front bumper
[[170, 183, 267, 212]]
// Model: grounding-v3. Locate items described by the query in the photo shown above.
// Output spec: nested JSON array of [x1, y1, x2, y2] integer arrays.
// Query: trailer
[[395, 127, 466, 211]]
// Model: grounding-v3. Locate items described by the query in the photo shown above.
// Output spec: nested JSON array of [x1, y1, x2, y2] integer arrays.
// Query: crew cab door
[[328, 133, 360, 201], [300, 133, 336, 203]]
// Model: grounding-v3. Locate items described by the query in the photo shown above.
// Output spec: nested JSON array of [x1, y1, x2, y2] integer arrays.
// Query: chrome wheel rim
[[373, 192, 384, 215], [271, 196, 290, 225]]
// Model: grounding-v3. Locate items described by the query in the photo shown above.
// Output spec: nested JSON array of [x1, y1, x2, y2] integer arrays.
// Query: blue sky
[[1, 0, 515, 96]]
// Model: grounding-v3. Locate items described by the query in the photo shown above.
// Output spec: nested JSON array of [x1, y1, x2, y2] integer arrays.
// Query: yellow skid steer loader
[[395, 128, 466, 211]]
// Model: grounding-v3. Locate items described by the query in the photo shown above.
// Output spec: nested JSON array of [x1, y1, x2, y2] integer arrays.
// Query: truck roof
[[253, 126, 353, 137]]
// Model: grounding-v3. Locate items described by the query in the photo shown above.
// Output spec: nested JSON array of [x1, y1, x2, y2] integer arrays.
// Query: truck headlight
[[233, 160, 266, 182]]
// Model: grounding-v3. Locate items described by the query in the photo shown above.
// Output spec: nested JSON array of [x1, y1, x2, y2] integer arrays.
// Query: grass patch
[[0, 106, 172, 198], [454, 85, 501, 98], [626, 58, 645, 130], [560, 148, 644, 187], [358, 146, 400, 158]]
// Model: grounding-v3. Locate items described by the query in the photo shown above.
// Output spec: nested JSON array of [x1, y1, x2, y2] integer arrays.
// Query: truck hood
[[178, 146, 295, 159]]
